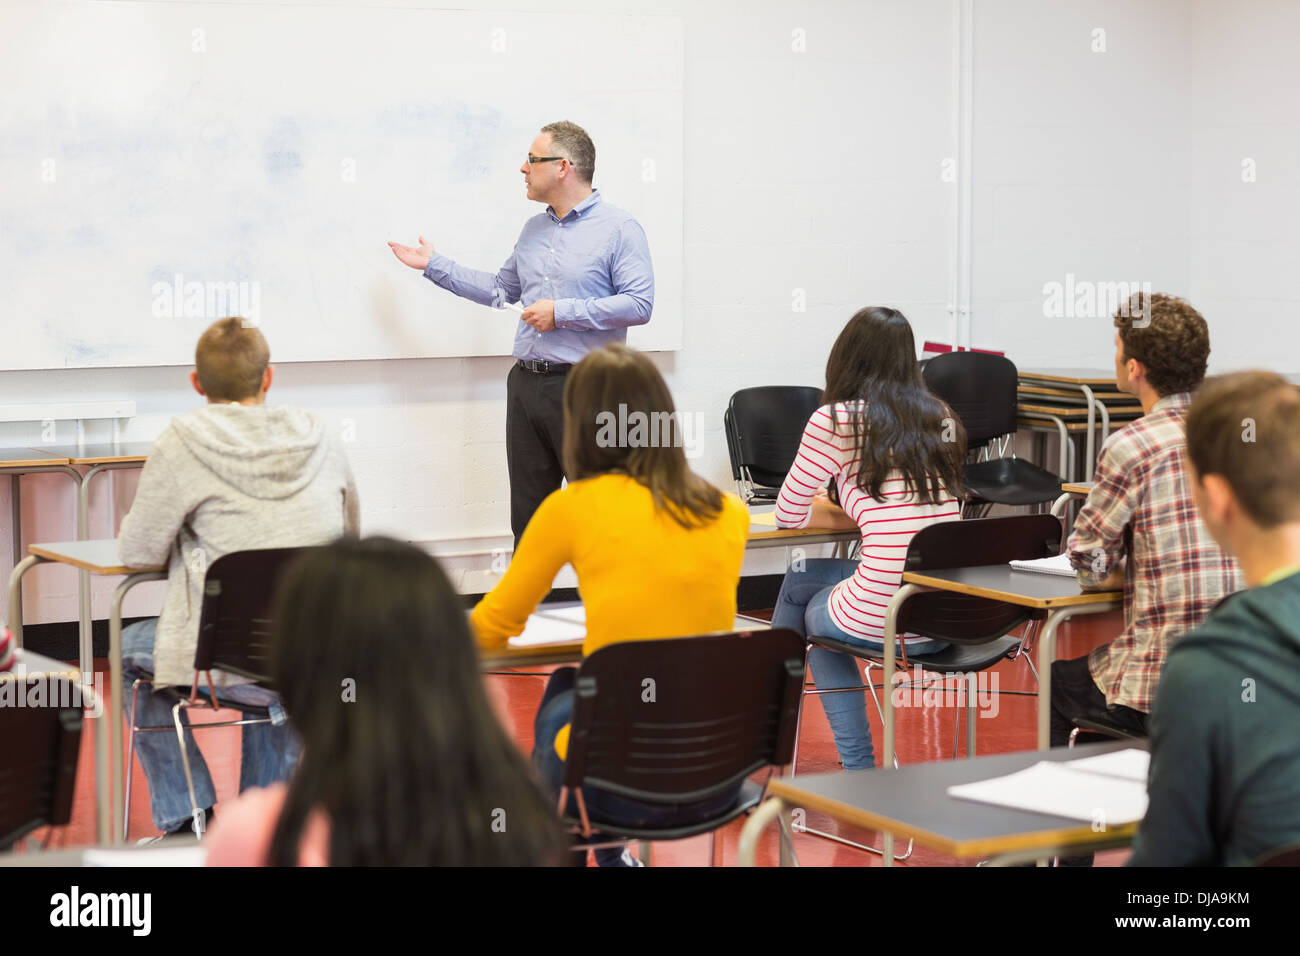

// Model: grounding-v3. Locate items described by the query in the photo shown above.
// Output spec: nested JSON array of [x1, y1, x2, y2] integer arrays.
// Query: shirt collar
[[548, 188, 601, 223], [1151, 391, 1192, 414]]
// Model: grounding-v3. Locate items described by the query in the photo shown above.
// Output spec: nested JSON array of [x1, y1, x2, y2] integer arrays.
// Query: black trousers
[[505, 362, 569, 549]]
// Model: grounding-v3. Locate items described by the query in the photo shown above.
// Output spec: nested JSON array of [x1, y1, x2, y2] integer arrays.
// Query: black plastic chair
[[1068, 711, 1148, 746], [124, 546, 317, 841], [0, 676, 82, 851], [793, 515, 1062, 858], [923, 352, 1062, 512], [560, 628, 805, 866], [725, 386, 824, 502]]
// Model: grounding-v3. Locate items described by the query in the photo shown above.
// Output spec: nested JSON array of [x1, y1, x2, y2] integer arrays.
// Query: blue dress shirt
[[422, 189, 654, 363]]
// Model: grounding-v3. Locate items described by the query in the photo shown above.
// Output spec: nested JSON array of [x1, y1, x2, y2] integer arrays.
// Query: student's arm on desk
[[469, 492, 573, 651], [118, 442, 187, 567], [801, 493, 858, 531], [1068, 433, 1140, 587]]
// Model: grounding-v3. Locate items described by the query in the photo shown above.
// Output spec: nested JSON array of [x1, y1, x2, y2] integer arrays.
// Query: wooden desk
[[745, 507, 859, 551], [0, 648, 81, 684], [1, 448, 77, 568], [737, 740, 1143, 866], [20, 443, 153, 682], [479, 612, 771, 671], [1018, 369, 1119, 481], [876, 563, 1121, 862], [7, 539, 165, 846]]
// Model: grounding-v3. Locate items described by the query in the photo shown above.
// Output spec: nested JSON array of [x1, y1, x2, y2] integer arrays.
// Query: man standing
[[389, 121, 654, 546]]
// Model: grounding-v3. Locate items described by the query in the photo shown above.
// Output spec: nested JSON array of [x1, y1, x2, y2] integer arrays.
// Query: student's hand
[[387, 235, 435, 270], [522, 299, 556, 332], [805, 495, 858, 532]]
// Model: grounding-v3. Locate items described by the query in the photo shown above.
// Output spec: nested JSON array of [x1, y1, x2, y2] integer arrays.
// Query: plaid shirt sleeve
[[1068, 432, 1143, 578]]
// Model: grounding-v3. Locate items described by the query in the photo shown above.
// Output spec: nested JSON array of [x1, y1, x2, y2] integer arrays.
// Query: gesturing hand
[[387, 235, 436, 270], [521, 299, 556, 333]]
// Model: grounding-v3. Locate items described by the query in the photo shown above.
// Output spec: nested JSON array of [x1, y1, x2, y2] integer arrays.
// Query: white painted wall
[[3, 0, 1295, 628]]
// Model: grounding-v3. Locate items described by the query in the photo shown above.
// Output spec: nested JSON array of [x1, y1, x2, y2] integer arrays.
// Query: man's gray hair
[[541, 120, 595, 185]]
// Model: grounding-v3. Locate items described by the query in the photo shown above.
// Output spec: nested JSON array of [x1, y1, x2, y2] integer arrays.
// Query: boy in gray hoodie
[[1129, 371, 1300, 865], [119, 317, 359, 839]]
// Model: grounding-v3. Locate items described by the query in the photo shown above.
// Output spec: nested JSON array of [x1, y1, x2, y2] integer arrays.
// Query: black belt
[[516, 359, 572, 375]]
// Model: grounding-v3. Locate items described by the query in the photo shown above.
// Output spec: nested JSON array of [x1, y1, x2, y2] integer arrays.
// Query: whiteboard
[[0, 1, 683, 369]]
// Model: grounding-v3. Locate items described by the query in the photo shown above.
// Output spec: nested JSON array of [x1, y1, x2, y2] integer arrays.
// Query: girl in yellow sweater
[[471, 343, 749, 866]]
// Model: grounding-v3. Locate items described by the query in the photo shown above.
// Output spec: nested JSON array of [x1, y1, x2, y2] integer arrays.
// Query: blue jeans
[[771, 558, 948, 771], [121, 617, 301, 832], [533, 667, 741, 866]]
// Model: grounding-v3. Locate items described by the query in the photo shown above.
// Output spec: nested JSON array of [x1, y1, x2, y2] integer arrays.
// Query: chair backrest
[[899, 515, 1063, 644], [0, 677, 82, 850], [922, 352, 1020, 446], [725, 386, 824, 491], [563, 628, 806, 803], [194, 547, 321, 687]]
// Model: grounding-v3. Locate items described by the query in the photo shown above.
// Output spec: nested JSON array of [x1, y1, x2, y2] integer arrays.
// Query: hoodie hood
[[169, 403, 328, 500], [1177, 571, 1300, 692]]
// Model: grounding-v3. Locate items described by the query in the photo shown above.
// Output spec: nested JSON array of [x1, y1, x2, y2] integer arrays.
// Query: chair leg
[[789, 649, 811, 775], [709, 828, 723, 867], [123, 679, 144, 842], [638, 840, 652, 866], [966, 671, 977, 759], [171, 700, 205, 839]]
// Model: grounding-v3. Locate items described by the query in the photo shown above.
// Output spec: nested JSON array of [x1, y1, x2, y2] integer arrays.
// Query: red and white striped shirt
[[775, 403, 962, 642]]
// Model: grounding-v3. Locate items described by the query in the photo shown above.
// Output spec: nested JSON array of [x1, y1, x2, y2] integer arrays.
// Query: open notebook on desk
[[946, 748, 1150, 823], [1009, 553, 1077, 577]]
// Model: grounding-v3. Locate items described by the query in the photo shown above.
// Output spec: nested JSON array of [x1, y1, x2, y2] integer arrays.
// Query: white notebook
[[1009, 553, 1077, 577], [946, 750, 1149, 823]]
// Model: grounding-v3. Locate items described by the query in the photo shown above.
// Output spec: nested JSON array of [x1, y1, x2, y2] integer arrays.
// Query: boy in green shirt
[[1130, 371, 1300, 865]]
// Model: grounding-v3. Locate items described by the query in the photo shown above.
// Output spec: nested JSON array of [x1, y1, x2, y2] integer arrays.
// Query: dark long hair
[[562, 343, 723, 529], [822, 307, 965, 505], [267, 536, 566, 866]]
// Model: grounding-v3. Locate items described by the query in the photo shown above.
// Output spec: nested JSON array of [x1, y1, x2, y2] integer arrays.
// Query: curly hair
[[1113, 293, 1209, 396]]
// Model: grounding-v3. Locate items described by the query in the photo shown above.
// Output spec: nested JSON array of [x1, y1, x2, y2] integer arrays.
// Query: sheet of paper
[[946, 760, 1149, 823], [83, 845, 207, 867], [1063, 747, 1150, 782], [534, 604, 586, 625], [506, 613, 586, 648], [1009, 553, 1077, 576], [749, 510, 777, 527]]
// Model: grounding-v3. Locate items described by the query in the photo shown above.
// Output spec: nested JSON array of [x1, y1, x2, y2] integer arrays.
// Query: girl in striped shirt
[[772, 307, 965, 770]]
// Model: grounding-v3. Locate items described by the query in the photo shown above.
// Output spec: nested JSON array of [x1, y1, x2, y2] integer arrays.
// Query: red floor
[[18, 609, 1129, 866]]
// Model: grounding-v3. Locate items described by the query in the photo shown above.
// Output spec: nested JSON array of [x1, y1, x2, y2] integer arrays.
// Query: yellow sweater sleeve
[[469, 489, 574, 650]]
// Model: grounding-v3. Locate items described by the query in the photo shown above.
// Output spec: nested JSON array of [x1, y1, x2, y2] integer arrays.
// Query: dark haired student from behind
[[205, 536, 566, 866], [770, 306, 965, 771], [1129, 372, 1300, 866]]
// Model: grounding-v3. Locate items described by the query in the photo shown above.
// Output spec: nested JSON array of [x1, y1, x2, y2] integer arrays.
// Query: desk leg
[[1036, 602, 1122, 750], [882, 583, 925, 868], [10, 474, 19, 569], [6, 554, 42, 645], [737, 797, 787, 867], [108, 571, 167, 845], [1080, 385, 1097, 481]]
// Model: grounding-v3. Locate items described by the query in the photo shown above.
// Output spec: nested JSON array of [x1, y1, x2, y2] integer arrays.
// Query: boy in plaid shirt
[[1055, 294, 1242, 746]]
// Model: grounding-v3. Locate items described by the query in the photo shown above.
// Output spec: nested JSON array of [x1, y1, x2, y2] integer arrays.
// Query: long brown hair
[[822, 307, 965, 505], [563, 344, 723, 529], [267, 537, 566, 866]]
